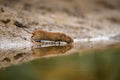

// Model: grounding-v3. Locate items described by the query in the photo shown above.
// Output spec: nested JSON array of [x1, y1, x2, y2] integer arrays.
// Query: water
[[0, 36, 120, 80], [0, 46, 120, 80]]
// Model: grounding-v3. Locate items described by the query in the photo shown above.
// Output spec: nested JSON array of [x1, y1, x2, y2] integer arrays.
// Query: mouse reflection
[[32, 44, 73, 57]]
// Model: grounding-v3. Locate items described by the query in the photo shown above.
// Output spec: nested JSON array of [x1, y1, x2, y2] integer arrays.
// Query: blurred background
[[0, 0, 120, 15]]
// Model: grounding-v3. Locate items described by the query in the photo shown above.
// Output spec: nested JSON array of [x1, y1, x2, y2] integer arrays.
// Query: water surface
[[0, 42, 120, 80]]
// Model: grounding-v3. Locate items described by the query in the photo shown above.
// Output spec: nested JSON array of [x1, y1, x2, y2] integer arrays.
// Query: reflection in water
[[0, 46, 120, 80], [0, 44, 73, 70], [32, 44, 73, 57]]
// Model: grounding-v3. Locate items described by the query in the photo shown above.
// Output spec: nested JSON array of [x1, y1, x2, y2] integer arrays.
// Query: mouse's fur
[[32, 30, 73, 44]]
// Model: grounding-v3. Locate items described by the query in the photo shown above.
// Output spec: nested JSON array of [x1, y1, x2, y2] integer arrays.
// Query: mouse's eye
[[31, 35, 34, 39]]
